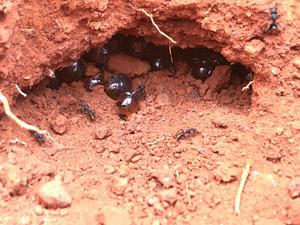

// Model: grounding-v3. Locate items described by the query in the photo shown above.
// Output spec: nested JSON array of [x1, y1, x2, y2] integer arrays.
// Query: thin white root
[[169, 46, 174, 63], [234, 161, 252, 214], [129, 4, 177, 44], [147, 136, 165, 146], [242, 81, 254, 92], [15, 85, 27, 97], [0, 91, 54, 141], [9, 138, 27, 146]]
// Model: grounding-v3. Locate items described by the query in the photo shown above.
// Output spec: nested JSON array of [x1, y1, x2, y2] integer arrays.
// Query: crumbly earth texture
[[0, 0, 300, 224]]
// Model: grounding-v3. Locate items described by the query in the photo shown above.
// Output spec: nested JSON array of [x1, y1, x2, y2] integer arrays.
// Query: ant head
[[270, 6, 277, 14], [134, 85, 145, 97]]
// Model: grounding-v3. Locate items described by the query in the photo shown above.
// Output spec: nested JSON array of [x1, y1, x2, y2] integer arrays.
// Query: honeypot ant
[[116, 85, 145, 117]]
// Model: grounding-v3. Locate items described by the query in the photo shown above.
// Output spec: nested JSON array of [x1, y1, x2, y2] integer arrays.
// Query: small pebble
[[36, 178, 72, 209], [95, 127, 112, 140], [130, 155, 142, 163], [214, 164, 238, 183], [244, 39, 265, 56], [50, 114, 68, 135], [271, 67, 281, 75], [85, 63, 99, 77], [34, 205, 44, 216], [159, 188, 178, 205], [147, 195, 159, 206], [104, 166, 116, 174], [293, 57, 300, 70], [151, 168, 175, 189], [111, 177, 128, 196], [288, 177, 300, 199]]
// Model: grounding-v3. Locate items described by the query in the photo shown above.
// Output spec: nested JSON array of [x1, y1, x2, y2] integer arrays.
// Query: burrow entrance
[[41, 33, 253, 120]]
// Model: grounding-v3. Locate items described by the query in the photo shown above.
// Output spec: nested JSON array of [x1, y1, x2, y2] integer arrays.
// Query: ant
[[84, 73, 104, 92], [175, 128, 198, 141], [80, 102, 96, 121], [33, 132, 45, 144], [266, 6, 279, 33]]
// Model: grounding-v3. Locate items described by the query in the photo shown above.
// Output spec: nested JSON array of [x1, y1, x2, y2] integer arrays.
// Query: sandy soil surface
[[0, 0, 300, 224]]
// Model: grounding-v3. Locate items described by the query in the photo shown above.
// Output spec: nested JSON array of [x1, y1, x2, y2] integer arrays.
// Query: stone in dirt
[[108, 53, 150, 76], [110, 177, 128, 196], [214, 164, 238, 183], [95, 127, 112, 140], [150, 167, 175, 189], [0, 164, 27, 197], [244, 39, 265, 56], [85, 63, 100, 77], [36, 178, 72, 209], [288, 177, 300, 199], [50, 114, 69, 135], [159, 188, 178, 205], [293, 57, 300, 70], [204, 65, 232, 93]]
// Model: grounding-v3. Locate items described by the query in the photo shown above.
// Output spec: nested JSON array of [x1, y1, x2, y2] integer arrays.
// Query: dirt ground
[[0, 0, 300, 224]]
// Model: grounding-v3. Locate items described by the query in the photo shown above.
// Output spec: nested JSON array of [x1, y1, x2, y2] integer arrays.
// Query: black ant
[[116, 85, 145, 117], [175, 128, 198, 141], [266, 6, 279, 33], [80, 102, 96, 121], [84, 73, 104, 92], [33, 132, 45, 144]]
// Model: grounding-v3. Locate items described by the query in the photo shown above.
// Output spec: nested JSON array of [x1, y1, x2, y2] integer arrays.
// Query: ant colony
[[47, 33, 253, 119]]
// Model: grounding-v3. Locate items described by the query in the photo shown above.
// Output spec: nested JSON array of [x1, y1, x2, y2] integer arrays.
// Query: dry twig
[[9, 138, 27, 146], [128, 4, 177, 44], [147, 136, 165, 146], [169, 46, 174, 63], [0, 91, 54, 141], [242, 81, 254, 92], [15, 85, 27, 97], [234, 161, 252, 214]]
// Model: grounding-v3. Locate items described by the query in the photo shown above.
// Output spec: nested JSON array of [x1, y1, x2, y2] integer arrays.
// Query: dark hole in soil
[[38, 33, 253, 118]]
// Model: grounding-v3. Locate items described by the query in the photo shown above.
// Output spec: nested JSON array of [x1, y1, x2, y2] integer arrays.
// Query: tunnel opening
[[41, 32, 253, 121]]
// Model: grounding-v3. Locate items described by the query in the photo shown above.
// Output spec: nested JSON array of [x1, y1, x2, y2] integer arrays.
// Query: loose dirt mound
[[0, 0, 300, 224]]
